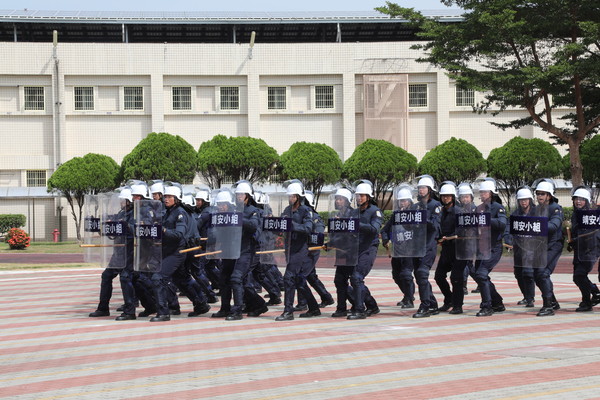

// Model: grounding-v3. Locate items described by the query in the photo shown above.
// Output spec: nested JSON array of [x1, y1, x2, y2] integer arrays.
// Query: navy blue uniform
[[571, 208, 600, 308], [351, 203, 383, 314], [152, 203, 208, 317], [472, 201, 507, 310], [91, 206, 134, 316], [380, 205, 417, 306], [532, 202, 563, 310], [218, 203, 266, 316], [504, 206, 536, 305], [297, 210, 334, 308], [331, 205, 358, 315], [434, 202, 468, 309], [281, 203, 319, 314], [414, 198, 441, 311]]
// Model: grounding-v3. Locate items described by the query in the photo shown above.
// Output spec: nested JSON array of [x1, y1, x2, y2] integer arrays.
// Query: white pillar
[[342, 73, 356, 160], [150, 73, 164, 133], [247, 73, 260, 138], [436, 71, 451, 146]]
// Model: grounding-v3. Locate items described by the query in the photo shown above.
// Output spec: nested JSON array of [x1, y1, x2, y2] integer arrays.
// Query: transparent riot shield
[[575, 209, 600, 262], [327, 192, 359, 266], [455, 188, 492, 260], [391, 184, 426, 257], [258, 192, 290, 266], [206, 188, 242, 260], [510, 214, 548, 269], [455, 204, 490, 261], [82, 194, 104, 264], [134, 199, 163, 272], [99, 193, 131, 269]]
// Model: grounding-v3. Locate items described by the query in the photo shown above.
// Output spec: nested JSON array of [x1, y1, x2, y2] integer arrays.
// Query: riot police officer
[[472, 178, 507, 317], [435, 181, 467, 314], [149, 183, 211, 322], [532, 179, 563, 316], [343, 180, 382, 320], [380, 186, 416, 309], [275, 180, 320, 321], [568, 186, 600, 311], [504, 186, 536, 308], [412, 175, 442, 318], [212, 181, 267, 320], [89, 188, 134, 318], [294, 190, 335, 310]]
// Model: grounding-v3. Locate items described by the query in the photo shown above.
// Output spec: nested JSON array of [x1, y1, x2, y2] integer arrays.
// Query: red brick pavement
[[1, 263, 600, 399]]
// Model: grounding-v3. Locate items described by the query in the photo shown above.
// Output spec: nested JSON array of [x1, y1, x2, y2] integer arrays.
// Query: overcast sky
[[5, 0, 459, 12]]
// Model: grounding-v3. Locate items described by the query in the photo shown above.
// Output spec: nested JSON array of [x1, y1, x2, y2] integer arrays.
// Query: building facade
[[0, 10, 568, 240]]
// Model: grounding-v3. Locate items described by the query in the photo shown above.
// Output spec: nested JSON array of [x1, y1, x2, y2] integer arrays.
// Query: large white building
[[0, 9, 568, 240]]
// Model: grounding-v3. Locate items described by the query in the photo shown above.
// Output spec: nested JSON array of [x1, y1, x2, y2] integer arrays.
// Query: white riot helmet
[[516, 186, 534, 201], [571, 186, 592, 203], [396, 187, 413, 201], [255, 191, 270, 205], [118, 187, 133, 202], [130, 184, 149, 199], [354, 180, 374, 197], [534, 178, 555, 196], [149, 180, 164, 195], [335, 187, 353, 203], [439, 181, 457, 197], [304, 190, 316, 208], [478, 178, 497, 194], [195, 188, 210, 202], [457, 183, 474, 197], [284, 179, 305, 196], [182, 194, 195, 207], [416, 175, 436, 192], [214, 189, 235, 205], [234, 180, 254, 197], [163, 182, 183, 200]]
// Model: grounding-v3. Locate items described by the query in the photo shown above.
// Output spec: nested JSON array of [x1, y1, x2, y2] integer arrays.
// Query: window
[[220, 86, 239, 110], [315, 85, 334, 109], [456, 87, 475, 107], [74, 86, 94, 111], [408, 84, 428, 108], [172, 86, 192, 110], [268, 86, 286, 110], [124, 86, 144, 110], [24, 87, 45, 111], [26, 170, 46, 187]]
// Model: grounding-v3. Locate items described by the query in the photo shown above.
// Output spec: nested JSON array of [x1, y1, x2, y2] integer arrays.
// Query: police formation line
[[85, 177, 600, 322]]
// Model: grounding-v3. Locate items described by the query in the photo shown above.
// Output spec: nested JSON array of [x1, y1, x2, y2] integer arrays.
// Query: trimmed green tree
[[342, 139, 418, 209], [377, 1, 600, 186], [47, 153, 120, 240], [121, 132, 198, 183], [197, 135, 279, 188], [417, 137, 486, 184], [487, 136, 562, 209], [279, 142, 342, 207]]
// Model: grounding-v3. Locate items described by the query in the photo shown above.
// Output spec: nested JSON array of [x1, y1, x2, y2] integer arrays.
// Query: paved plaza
[[2, 256, 600, 399]]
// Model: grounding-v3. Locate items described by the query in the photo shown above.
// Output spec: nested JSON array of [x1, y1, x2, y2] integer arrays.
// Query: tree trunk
[[568, 139, 583, 187]]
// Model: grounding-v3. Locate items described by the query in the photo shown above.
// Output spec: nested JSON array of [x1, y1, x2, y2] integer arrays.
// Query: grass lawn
[[0, 241, 83, 254]]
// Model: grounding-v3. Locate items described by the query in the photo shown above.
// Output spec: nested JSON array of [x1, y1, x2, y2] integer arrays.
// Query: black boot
[[537, 298, 555, 316]]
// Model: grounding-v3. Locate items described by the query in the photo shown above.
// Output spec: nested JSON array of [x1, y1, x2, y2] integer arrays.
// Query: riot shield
[[327, 192, 359, 266], [510, 214, 548, 269], [455, 185, 492, 260], [206, 188, 242, 260], [390, 184, 426, 258], [134, 199, 163, 272], [258, 192, 290, 266], [575, 209, 600, 262], [99, 192, 131, 269], [83, 194, 103, 264]]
